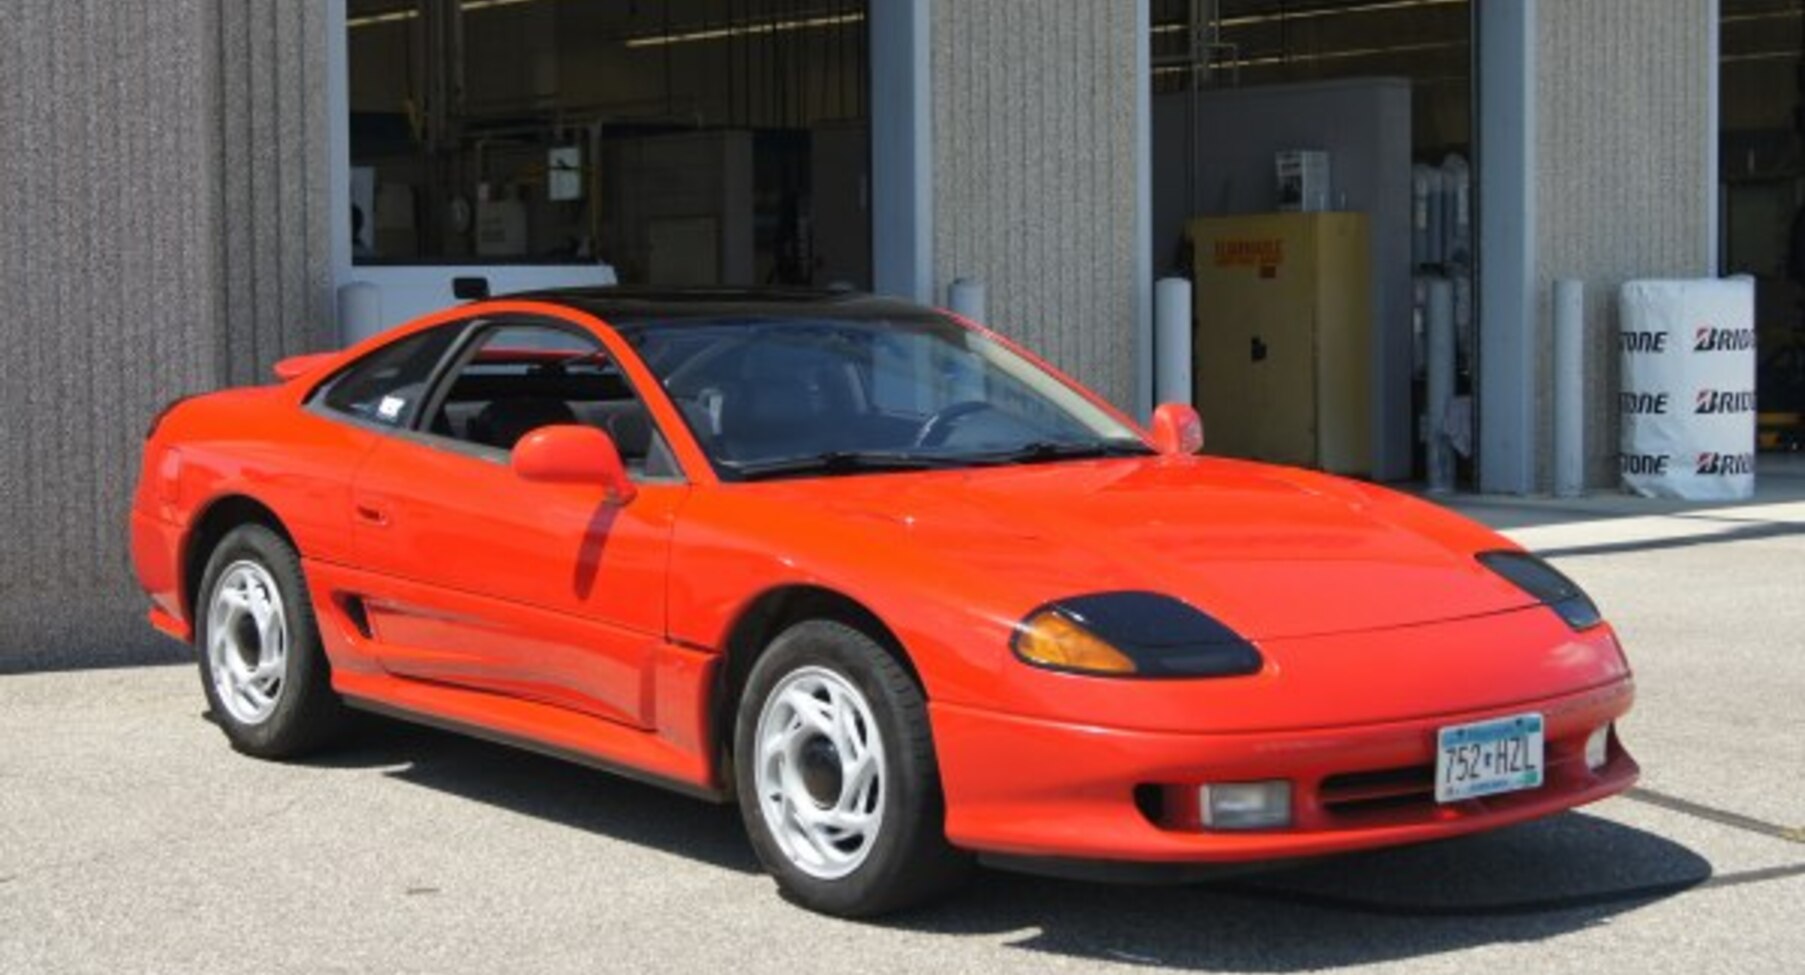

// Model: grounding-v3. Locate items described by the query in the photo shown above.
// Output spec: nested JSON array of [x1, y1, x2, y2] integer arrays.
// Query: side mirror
[[1149, 403, 1204, 456], [511, 425, 638, 504]]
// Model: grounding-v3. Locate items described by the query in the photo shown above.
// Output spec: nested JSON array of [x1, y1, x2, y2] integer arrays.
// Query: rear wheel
[[194, 524, 345, 758], [734, 620, 970, 916]]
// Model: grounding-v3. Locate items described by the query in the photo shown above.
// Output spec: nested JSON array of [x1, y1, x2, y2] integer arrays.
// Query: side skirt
[[335, 668, 728, 804], [343, 694, 728, 803]]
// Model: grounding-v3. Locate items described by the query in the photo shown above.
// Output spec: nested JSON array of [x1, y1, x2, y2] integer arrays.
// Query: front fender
[[665, 489, 1023, 709]]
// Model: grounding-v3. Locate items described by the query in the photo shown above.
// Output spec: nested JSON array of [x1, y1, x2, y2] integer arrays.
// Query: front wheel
[[734, 620, 970, 917]]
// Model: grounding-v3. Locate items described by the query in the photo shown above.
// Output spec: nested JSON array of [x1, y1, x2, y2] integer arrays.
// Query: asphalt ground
[[3, 471, 1802, 974]]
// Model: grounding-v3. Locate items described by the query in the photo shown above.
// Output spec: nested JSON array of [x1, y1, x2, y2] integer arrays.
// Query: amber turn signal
[[1011, 611, 1139, 675]]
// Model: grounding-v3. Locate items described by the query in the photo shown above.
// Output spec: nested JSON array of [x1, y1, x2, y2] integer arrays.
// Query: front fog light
[[1201, 781, 1292, 830], [1585, 725, 1612, 771]]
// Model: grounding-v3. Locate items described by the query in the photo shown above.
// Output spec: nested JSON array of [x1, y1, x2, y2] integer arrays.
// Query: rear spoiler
[[272, 352, 338, 382]]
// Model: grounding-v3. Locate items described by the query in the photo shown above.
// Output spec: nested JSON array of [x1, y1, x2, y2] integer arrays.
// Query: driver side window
[[423, 322, 680, 480]]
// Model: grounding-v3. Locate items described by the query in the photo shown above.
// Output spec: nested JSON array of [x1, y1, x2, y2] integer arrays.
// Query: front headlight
[[1477, 551, 1603, 630], [1010, 591, 1264, 678]]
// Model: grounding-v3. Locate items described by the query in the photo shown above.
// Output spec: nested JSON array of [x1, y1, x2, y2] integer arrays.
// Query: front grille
[[1319, 764, 1437, 817]]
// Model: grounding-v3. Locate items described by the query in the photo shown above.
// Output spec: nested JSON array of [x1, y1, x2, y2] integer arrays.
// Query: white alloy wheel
[[206, 560, 290, 725], [752, 665, 887, 880]]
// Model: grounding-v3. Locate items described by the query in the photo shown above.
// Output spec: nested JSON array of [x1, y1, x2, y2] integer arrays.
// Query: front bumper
[[930, 677, 1636, 863]]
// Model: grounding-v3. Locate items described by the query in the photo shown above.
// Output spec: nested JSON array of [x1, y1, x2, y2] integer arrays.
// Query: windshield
[[617, 315, 1150, 480]]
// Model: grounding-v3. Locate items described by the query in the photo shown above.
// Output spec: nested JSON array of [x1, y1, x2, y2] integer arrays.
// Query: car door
[[346, 316, 686, 729]]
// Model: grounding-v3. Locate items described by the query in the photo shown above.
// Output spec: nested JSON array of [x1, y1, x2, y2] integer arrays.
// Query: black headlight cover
[[1022, 591, 1264, 678], [1477, 551, 1603, 630]]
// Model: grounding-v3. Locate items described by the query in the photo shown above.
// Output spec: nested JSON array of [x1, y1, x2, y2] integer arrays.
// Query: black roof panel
[[497, 286, 939, 325]]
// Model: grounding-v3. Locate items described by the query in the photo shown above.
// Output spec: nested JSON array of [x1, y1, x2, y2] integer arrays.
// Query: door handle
[[355, 501, 391, 527]]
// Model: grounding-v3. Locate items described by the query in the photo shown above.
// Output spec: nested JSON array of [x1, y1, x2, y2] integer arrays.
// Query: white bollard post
[[1154, 277, 1193, 406], [1425, 277, 1455, 494], [947, 278, 986, 323], [1553, 279, 1586, 498], [337, 280, 383, 346]]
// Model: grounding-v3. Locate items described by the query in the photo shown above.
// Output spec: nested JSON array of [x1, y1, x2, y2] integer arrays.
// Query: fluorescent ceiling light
[[1153, 0, 1467, 33], [349, 8, 415, 28], [350, 2, 865, 43], [623, 12, 866, 49], [349, 0, 537, 30], [1723, 49, 1800, 63], [1722, 8, 1805, 25]]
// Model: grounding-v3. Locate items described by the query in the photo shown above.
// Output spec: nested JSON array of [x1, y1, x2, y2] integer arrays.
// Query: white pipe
[[1425, 277, 1455, 494], [1425, 167, 1445, 267], [337, 281, 383, 346], [1441, 154, 1473, 267], [1154, 277, 1193, 406], [1553, 279, 1585, 498], [1411, 164, 1432, 267], [947, 278, 986, 323]]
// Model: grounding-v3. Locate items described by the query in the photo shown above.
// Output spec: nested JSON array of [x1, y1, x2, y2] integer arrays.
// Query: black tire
[[733, 619, 971, 917], [193, 523, 346, 759]]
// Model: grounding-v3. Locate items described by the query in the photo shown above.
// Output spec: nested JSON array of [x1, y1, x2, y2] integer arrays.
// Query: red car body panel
[[132, 295, 1637, 865], [934, 679, 1634, 861]]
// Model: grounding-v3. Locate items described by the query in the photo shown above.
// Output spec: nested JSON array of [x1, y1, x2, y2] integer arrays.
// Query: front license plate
[[1435, 712, 1545, 803]]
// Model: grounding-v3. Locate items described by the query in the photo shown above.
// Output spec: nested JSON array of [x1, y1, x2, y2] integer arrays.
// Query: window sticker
[[377, 395, 407, 422]]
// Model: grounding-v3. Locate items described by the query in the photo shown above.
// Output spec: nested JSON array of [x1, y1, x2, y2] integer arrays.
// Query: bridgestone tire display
[[1618, 278, 1757, 501]]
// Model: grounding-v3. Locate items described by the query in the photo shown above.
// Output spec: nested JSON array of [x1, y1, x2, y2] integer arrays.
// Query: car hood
[[757, 455, 1537, 640]]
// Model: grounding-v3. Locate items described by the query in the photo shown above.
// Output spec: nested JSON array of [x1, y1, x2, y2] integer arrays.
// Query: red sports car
[[132, 289, 1637, 916]]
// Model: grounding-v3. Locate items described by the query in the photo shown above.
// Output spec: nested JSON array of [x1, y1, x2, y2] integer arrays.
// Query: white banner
[[1618, 278, 1757, 501]]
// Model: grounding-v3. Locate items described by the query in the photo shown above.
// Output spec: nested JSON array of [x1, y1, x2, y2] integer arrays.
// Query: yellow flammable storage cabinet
[[1187, 212, 1373, 475]]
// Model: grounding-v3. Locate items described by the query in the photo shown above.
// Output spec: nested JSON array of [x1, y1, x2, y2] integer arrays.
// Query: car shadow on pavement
[[304, 714, 762, 874], [302, 716, 1749, 970], [891, 812, 1729, 970], [0, 630, 189, 676]]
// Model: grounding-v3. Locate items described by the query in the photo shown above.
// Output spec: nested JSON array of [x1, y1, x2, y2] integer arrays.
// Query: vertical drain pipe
[[948, 278, 987, 323], [944, 279, 989, 404], [1155, 277, 1194, 406], [337, 281, 383, 346], [1553, 279, 1586, 497], [1425, 277, 1456, 494]]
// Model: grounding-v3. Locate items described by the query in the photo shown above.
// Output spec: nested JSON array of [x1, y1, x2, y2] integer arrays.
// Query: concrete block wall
[[0, 0, 332, 668], [930, 0, 1142, 409], [1534, 0, 1716, 490], [216, 0, 336, 387]]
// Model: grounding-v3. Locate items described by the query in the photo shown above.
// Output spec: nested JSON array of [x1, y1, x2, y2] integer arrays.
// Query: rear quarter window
[[317, 326, 461, 427]]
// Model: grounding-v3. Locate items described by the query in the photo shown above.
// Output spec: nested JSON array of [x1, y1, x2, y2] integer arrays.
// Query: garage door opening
[[345, 0, 871, 292], [1151, 0, 1474, 484], [1719, 0, 1805, 452]]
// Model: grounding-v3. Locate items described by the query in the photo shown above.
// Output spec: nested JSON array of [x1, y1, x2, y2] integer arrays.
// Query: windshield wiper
[[723, 450, 964, 481], [973, 440, 1156, 465]]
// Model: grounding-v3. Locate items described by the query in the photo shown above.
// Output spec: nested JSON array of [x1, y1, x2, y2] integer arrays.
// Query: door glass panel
[[426, 323, 678, 478]]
